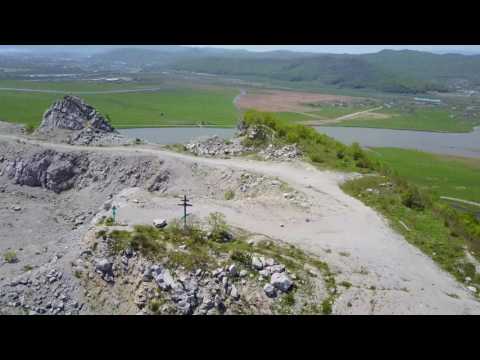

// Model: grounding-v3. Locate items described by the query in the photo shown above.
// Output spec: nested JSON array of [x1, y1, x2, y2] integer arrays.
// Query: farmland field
[[0, 81, 240, 128], [333, 107, 480, 133], [370, 147, 480, 203]]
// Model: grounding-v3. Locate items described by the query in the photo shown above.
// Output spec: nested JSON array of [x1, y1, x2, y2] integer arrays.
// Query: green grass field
[[307, 105, 365, 119], [0, 80, 153, 92], [335, 108, 480, 133], [0, 81, 240, 128], [271, 106, 365, 123], [369, 148, 480, 203]]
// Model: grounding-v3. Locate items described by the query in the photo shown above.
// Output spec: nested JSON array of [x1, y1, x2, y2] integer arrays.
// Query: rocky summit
[[39, 95, 114, 133]]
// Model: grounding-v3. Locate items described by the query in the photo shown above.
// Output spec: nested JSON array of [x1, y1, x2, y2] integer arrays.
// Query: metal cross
[[177, 195, 192, 229]]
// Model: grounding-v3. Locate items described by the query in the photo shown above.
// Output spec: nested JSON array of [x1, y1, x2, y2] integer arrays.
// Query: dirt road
[[1, 132, 479, 314]]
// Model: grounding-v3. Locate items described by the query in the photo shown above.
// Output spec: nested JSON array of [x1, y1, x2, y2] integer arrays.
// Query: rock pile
[[78, 227, 298, 315], [250, 256, 293, 297], [259, 144, 302, 161], [67, 128, 132, 146], [184, 134, 301, 162], [185, 136, 250, 158], [0, 256, 85, 315]]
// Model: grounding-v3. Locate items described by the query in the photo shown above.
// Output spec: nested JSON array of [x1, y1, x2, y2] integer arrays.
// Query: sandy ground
[[236, 90, 357, 112], [1, 130, 480, 314]]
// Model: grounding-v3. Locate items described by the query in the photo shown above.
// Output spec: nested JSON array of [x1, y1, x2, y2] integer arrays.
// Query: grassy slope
[[333, 108, 480, 133], [241, 111, 480, 292], [341, 176, 477, 284], [369, 148, 480, 203], [0, 85, 239, 128]]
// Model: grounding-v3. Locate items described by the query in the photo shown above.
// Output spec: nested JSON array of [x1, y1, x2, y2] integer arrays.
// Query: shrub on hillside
[[401, 186, 427, 210], [242, 110, 377, 172]]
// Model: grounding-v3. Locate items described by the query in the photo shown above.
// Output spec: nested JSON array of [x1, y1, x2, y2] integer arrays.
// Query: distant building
[[414, 97, 442, 104]]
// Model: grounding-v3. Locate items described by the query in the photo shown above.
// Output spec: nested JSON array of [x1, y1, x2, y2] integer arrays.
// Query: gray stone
[[259, 269, 270, 277], [239, 269, 248, 277], [228, 264, 238, 277], [263, 283, 276, 298], [269, 264, 285, 274], [270, 272, 293, 292], [230, 285, 240, 300], [467, 286, 477, 293], [156, 269, 175, 291], [264, 258, 276, 267], [95, 258, 113, 275], [251, 256, 263, 270], [153, 218, 167, 229]]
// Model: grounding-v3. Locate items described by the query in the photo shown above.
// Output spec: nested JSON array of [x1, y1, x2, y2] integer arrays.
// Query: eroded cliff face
[[4, 150, 90, 193]]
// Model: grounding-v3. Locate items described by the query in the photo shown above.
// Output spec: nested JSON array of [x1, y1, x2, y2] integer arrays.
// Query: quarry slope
[[1, 129, 479, 314]]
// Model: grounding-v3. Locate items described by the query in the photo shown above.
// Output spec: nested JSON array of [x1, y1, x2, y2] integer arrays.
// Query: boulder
[[263, 283, 276, 298], [95, 258, 113, 275], [251, 256, 264, 270], [270, 272, 293, 292], [227, 264, 238, 277], [230, 285, 240, 300], [153, 219, 167, 229], [268, 264, 285, 274], [156, 269, 175, 291]]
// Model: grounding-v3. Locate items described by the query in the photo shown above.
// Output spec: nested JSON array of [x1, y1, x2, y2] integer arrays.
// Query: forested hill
[[168, 50, 480, 94]]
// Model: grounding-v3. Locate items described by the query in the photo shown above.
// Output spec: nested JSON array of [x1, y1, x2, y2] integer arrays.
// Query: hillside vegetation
[[241, 111, 480, 291], [369, 148, 480, 204]]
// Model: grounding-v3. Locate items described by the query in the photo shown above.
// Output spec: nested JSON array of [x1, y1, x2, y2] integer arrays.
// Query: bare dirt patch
[[237, 90, 358, 113]]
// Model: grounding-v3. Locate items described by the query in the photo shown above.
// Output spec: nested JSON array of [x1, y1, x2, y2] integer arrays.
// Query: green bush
[[224, 190, 235, 200], [208, 212, 230, 241], [321, 299, 332, 315], [242, 110, 377, 172], [3, 251, 18, 263], [401, 186, 426, 210], [24, 124, 35, 134], [230, 250, 251, 266]]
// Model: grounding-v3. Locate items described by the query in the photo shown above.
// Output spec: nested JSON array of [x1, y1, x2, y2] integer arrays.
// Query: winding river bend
[[119, 126, 480, 158]]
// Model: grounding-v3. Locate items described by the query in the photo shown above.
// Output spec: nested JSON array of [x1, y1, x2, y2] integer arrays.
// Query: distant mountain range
[[2, 46, 480, 93]]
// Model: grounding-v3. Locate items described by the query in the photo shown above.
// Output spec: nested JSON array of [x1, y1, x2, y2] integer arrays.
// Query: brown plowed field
[[236, 90, 358, 112]]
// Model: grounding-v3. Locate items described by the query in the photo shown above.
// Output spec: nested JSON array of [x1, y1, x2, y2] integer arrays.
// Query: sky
[[186, 45, 480, 55], [1, 45, 480, 55]]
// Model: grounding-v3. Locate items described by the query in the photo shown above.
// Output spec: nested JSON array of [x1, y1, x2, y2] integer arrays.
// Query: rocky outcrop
[[39, 96, 114, 133], [5, 149, 89, 193]]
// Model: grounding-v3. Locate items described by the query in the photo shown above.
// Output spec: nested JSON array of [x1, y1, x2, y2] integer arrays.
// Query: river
[[119, 126, 480, 158]]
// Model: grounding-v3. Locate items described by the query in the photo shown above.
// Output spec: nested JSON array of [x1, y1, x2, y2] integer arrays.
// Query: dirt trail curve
[[333, 106, 384, 121], [1, 132, 479, 314]]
